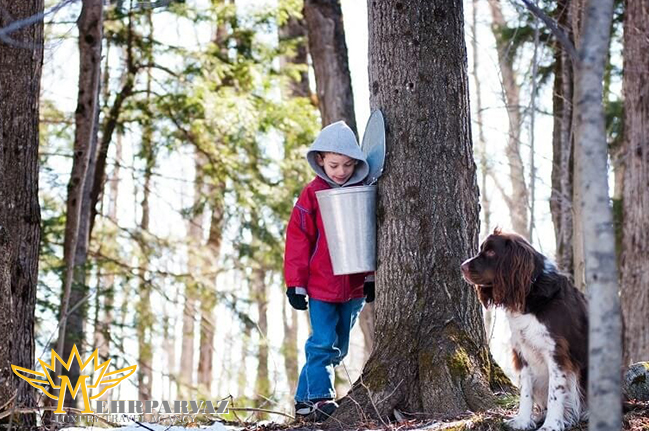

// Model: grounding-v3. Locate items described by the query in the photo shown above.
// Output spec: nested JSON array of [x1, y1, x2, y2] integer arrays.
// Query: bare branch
[[519, 0, 578, 61], [0, 0, 77, 48]]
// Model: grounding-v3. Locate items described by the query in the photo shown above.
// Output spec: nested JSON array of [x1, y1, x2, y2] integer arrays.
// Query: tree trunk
[[89, 16, 138, 238], [196, 2, 227, 397], [179, 157, 206, 399], [573, 1, 622, 430], [136, 97, 154, 402], [471, 0, 491, 236], [334, 1, 497, 423], [93, 134, 120, 402], [549, 0, 575, 278], [570, 0, 587, 292], [279, 13, 311, 99], [487, 0, 529, 238], [0, 1, 43, 418], [620, 0, 649, 365], [303, 0, 357, 134], [253, 268, 269, 416], [197, 182, 224, 396], [278, 9, 311, 390], [57, 0, 103, 406]]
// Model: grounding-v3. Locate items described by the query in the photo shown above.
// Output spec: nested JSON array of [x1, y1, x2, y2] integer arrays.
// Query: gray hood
[[306, 121, 369, 187]]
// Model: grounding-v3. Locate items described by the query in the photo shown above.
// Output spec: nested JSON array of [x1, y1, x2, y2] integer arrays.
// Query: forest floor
[[58, 400, 648, 431]]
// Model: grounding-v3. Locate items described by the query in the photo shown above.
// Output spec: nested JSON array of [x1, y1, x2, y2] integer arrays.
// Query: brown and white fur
[[461, 229, 588, 431]]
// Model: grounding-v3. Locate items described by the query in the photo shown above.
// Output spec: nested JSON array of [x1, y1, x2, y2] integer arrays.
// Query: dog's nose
[[460, 260, 470, 274]]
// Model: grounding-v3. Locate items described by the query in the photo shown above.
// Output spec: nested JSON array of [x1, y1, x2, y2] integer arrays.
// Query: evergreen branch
[[518, 0, 577, 61]]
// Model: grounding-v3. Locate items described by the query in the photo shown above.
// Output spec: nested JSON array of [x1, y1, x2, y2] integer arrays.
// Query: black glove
[[286, 287, 308, 310], [364, 281, 375, 303]]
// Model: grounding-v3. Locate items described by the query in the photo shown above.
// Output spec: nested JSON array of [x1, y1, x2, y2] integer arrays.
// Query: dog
[[461, 228, 588, 431]]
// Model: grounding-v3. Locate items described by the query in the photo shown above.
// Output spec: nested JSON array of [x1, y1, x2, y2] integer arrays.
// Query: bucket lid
[[361, 110, 386, 185]]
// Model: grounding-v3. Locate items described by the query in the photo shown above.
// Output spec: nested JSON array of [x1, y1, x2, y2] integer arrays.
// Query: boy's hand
[[286, 287, 308, 310], [364, 281, 375, 303]]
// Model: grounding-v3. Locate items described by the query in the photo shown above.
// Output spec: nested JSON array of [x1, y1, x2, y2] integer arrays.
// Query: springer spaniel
[[461, 229, 588, 431]]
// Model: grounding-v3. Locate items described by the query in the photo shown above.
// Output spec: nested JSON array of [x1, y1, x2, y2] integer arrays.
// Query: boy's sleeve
[[284, 187, 317, 288]]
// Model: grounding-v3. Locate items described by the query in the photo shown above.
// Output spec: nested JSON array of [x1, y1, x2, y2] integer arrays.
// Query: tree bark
[[303, 0, 357, 134], [549, 0, 575, 278], [89, 15, 138, 238], [279, 13, 311, 99], [179, 157, 206, 399], [136, 85, 154, 402], [620, 0, 649, 365], [253, 268, 269, 416], [197, 181, 224, 396], [573, 1, 622, 430], [0, 0, 44, 418], [93, 134, 120, 402], [487, 0, 529, 238], [471, 0, 491, 236], [56, 0, 103, 406], [570, 0, 587, 292], [334, 1, 497, 424]]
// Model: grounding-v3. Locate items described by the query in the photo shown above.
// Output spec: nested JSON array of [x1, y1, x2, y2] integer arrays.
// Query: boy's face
[[317, 152, 357, 185]]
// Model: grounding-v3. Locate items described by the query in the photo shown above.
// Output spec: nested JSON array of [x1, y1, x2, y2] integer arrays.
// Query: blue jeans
[[295, 298, 365, 402]]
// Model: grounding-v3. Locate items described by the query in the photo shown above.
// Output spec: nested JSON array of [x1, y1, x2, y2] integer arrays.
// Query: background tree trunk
[[179, 156, 205, 399], [550, 0, 575, 278], [253, 267, 269, 416], [278, 11, 309, 393], [487, 0, 529, 238], [92, 132, 121, 402], [334, 1, 497, 423], [620, 0, 649, 365], [279, 13, 310, 99], [571, 0, 587, 292], [0, 0, 44, 417], [573, 1, 622, 430], [136, 64, 155, 401], [56, 0, 103, 407], [303, 0, 357, 134]]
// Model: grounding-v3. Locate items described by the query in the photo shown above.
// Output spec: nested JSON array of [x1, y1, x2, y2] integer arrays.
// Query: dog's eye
[[485, 250, 496, 258]]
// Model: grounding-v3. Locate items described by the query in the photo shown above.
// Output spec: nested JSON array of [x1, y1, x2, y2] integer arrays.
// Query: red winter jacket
[[284, 176, 367, 303]]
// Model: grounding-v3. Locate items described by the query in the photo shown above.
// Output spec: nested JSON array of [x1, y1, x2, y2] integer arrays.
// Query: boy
[[284, 121, 375, 421]]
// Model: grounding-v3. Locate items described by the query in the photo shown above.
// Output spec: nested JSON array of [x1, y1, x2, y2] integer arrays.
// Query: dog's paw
[[505, 416, 537, 430], [537, 418, 564, 431]]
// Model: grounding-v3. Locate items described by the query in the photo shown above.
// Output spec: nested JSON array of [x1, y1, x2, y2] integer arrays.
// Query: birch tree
[[573, 0, 622, 429]]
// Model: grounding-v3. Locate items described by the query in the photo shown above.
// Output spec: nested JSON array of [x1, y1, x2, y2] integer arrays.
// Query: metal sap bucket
[[316, 185, 377, 275]]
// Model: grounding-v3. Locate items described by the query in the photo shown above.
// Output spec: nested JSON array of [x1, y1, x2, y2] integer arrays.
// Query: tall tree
[[335, 0, 498, 422], [620, 0, 649, 365], [136, 44, 155, 401], [179, 156, 205, 399], [0, 0, 44, 418], [303, 0, 357, 133], [278, 10, 308, 392], [487, 0, 530, 238], [56, 0, 104, 404], [573, 0, 622, 430], [570, 0, 587, 291], [549, 0, 575, 278], [252, 267, 270, 414]]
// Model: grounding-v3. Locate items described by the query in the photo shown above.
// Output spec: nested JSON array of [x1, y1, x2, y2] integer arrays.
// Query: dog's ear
[[492, 237, 536, 312]]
